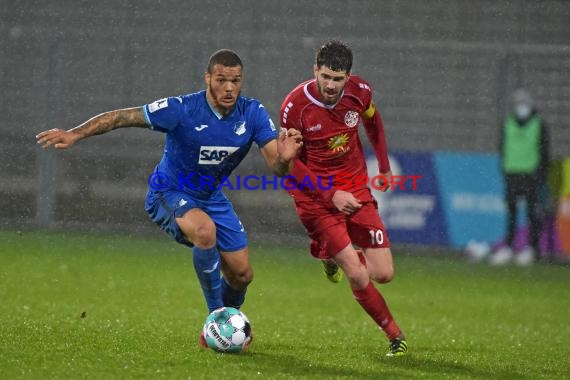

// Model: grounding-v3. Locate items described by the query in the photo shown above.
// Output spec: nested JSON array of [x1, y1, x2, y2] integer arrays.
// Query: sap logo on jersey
[[199, 146, 239, 165]]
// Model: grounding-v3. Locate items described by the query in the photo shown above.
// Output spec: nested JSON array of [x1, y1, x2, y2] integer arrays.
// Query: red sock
[[352, 281, 402, 340]]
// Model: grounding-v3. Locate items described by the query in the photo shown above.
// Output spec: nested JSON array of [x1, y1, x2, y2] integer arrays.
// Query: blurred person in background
[[491, 89, 549, 266], [36, 49, 303, 349], [280, 40, 407, 357]]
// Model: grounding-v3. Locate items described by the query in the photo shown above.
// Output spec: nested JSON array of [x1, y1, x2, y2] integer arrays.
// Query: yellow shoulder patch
[[362, 101, 376, 119]]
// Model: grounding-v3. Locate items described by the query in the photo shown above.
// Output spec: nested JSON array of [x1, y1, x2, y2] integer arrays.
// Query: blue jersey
[[143, 91, 277, 198]]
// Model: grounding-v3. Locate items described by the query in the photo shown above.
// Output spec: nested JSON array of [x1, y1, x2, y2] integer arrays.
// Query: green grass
[[0, 229, 568, 379]]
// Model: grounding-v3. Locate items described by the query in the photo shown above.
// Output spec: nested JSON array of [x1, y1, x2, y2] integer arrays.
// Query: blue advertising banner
[[367, 150, 567, 253], [366, 151, 448, 245], [433, 152, 505, 248]]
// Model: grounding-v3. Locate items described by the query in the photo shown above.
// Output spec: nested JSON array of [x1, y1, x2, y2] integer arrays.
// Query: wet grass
[[0, 229, 568, 379]]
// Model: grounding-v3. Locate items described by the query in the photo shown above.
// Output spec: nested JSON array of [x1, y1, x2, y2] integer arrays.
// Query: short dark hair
[[207, 49, 243, 73], [316, 40, 353, 73]]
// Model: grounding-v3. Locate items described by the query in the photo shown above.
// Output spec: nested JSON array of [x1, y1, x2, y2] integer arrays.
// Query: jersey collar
[[303, 80, 343, 109], [206, 98, 224, 120], [204, 91, 235, 120]]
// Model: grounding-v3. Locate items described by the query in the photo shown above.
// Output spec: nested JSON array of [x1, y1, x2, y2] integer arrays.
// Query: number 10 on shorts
[[369, 229, 384, 245]]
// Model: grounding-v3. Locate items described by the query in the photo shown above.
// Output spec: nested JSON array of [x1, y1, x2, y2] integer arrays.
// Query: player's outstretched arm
[[260, 128, 303, 177], [36, 107, 148, 149], [362, 105, 392, 192]]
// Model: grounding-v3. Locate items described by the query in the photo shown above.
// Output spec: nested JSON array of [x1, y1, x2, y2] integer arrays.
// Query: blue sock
[[222, 277, 247, 309], [192, 246, 223, 312]]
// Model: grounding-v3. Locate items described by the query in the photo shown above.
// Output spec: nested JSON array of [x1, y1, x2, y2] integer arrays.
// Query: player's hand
[[377, 170, 392, 192], [36, 129, 81, 149], [277, 128, 303, 162], [331, 190, 362, 215]]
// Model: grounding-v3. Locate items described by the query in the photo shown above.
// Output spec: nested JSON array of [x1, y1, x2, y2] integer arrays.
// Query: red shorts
[[295, 188, 390, 260]]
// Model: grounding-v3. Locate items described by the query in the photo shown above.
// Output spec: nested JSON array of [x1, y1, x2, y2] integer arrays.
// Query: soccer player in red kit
[[280, 40, 407, 356]]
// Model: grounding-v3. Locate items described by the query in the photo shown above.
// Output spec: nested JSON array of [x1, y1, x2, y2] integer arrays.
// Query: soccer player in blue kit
[[36, 49, 303, 347]]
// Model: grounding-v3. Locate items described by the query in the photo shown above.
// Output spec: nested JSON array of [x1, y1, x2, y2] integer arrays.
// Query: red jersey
[[280, 75, 377, 203]]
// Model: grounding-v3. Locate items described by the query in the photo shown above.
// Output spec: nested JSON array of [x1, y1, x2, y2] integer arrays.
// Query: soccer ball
[[203, 307, 252, 353]]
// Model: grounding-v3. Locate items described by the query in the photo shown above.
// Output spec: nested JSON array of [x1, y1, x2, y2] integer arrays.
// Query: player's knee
[[189, 221, 216, 248], [239, 268, 253, 287], [371, 265, 394, 284], [228, 266, 253, 289], [344, 264, 370, 289]]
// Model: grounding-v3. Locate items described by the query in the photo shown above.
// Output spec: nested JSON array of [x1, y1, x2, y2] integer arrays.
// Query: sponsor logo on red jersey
[[328, 133, 350, 154]]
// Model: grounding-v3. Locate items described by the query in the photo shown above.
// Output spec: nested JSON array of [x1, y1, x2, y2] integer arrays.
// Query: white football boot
[[489, 247, 513, 265], [515, 247, 536, 266]]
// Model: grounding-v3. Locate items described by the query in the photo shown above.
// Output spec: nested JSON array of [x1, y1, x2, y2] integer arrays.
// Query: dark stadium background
[[2, 0, 568, 246]]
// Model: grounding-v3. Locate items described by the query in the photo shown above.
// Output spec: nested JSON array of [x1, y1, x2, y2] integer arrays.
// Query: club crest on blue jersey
[[233, 121, 246, 136], [199, 146, 240, 165]]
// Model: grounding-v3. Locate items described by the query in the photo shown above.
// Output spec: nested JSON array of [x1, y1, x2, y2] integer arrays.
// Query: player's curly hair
[[316, 40, 353, 73], [207, 49, 243, 73]]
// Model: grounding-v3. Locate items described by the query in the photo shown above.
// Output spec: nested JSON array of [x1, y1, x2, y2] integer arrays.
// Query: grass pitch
[[0, 229, 568, 379]]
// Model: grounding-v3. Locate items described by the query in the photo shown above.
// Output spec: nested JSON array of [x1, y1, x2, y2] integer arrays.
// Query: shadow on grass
[[245, 351, 389, 379], [217, 346, 504, 380], [195, 347, 386, 379], [230, 344, 533, 380], [373, 349, 530, 380]]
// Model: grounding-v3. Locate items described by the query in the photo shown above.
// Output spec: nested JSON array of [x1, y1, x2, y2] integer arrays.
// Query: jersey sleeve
[[252, 103, 278, 147], [350, 75, 374, 117], [363, 109, 391, 173], [357, 78, 391, 173], [280, 96, 302, 131], [143, 96, 185, 133]]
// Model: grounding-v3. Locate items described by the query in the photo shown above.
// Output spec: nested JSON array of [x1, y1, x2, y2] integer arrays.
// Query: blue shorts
[[145, 189, 247, 252]]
